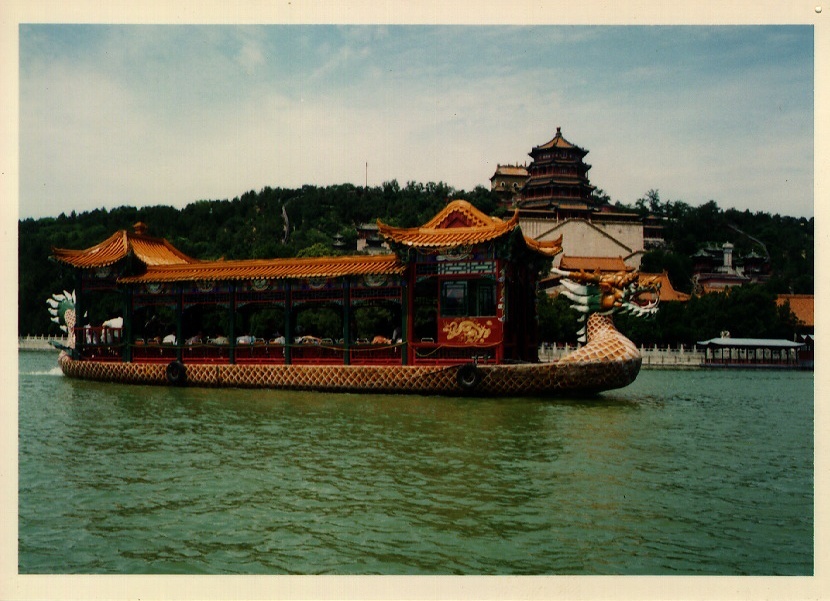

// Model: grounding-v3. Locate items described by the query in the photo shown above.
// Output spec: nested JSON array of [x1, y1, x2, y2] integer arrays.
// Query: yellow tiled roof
[[776, 294, 814, 327], [559, 255, 632, 273], [535, 127, 581, 151], [378, 200, 516, 245], [492, 165, 529, 178], [52, 226, 197, 268], [377, 199, 562, 257], [118, 254, 404, 284], [645, 271, 691, 302], [524, 235, 563, 257]]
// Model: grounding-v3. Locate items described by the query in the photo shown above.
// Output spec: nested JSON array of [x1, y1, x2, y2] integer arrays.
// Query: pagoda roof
[[51, 223, 197, 269], [559, 255, 633, 273], [525, 177, 594, 186], [532, 127, 588, 154], [377, 200, 563, 257], [519, 200, 592, 212], [118, 254, 405, 284]]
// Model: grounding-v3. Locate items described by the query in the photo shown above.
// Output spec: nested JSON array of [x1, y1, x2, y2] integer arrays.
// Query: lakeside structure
[[19, 335, 68, 351], [47, 200, 662, 395], [696, 336, 805, 369]]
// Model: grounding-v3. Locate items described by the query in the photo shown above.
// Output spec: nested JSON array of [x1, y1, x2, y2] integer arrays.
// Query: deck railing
[[67, 326, 507, 367], [410, 342, 498, 365]]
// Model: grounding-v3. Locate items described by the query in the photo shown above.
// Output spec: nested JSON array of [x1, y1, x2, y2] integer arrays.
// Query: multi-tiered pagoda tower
[[518, 127, 597, 218]]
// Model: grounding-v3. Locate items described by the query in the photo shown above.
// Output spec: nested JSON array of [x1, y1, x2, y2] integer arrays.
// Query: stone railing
[[539, 343, 704, 369], [18, 335, 68, 351]]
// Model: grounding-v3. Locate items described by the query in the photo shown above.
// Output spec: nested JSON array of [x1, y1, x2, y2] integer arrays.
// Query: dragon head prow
[[46, 290, 81, 349], [622, 273, 662, 317], [551, 267, 661, 341]]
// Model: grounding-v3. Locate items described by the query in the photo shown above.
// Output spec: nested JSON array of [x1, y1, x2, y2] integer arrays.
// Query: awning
[[696, 337, 804, 349]]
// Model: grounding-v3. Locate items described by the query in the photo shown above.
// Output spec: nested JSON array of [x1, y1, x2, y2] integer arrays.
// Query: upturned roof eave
[[51, 229, 198, 269], [50, 230, 130, 269]]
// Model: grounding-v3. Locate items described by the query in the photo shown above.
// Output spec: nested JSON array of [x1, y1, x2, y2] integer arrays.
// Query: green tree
[[536, 293, 580, 343]]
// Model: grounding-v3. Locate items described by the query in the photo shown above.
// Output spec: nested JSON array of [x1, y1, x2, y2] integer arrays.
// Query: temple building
[[691, 242, 770, 294], [518, 127, 597, 218], [490, 127, 662, 272], [489, 164, 528, 206]]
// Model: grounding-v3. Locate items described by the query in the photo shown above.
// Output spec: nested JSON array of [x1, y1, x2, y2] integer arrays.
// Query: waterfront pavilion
[[696, 336, 804, 368]]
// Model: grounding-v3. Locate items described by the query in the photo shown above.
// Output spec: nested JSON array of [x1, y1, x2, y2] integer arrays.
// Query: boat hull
[[57, 315, 642, 396]]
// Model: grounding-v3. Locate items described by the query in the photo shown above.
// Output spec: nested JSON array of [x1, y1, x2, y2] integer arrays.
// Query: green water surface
[[18, 351, 813, 574]]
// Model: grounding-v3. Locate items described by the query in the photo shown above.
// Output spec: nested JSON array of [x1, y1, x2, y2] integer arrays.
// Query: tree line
[[19, 182, 813, 344]]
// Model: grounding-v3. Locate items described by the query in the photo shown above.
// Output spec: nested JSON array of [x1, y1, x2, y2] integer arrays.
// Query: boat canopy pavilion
[[51, 200, 563, 367]]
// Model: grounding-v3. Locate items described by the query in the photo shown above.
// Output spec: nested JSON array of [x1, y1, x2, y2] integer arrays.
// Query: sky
[[16, 23, 816, 219]]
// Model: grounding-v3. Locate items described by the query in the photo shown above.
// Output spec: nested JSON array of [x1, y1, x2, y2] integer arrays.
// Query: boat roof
[[51, 222, 197, 268], [119, 253, 404, 284], [377, 199, 562, 257], [51, 201, 561, 284]]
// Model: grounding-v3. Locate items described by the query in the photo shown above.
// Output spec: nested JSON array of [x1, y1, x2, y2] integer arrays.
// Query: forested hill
[[628, 190, 813, 298], [18, 182, 813, 337]]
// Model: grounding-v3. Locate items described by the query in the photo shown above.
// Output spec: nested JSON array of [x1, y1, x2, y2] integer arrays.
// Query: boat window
[[440, 279, 496, 317], [441, 282, 467, 317], [476, 281, 496, 316]]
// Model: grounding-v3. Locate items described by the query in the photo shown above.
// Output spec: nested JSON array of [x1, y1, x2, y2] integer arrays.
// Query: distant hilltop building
[[692, 242, 770, 294], [519, 126, 597, 218], [489, 127, 598, 216], [489, 164, 528, 204], [490, 126, 663, 271]]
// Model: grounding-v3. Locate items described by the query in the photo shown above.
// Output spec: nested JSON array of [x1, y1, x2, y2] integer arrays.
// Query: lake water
[[17, 350, 813, 575]]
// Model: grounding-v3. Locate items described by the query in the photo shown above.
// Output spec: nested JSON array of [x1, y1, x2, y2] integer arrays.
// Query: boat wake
[[21, 367, 64, 377]]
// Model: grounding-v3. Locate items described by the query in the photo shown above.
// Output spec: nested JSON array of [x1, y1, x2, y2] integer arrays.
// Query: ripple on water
[[18, 355, 814, 575]]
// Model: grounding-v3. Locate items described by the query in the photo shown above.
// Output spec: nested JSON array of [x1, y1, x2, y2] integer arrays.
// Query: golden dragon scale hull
[[58, 315, 642, 396]]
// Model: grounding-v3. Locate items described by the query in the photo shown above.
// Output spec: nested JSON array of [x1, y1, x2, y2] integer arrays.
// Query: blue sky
[[18, 24, 814, 218]]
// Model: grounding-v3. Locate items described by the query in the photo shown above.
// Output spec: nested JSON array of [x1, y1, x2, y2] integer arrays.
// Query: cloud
[[18, 25, 814, 219]]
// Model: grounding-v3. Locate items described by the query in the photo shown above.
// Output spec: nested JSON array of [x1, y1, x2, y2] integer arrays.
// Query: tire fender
[[456, 363, 481, 391], [166, 360, 187, 386]]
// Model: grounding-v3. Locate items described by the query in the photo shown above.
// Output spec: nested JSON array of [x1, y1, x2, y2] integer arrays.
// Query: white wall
[[520, 217, 645, 269]]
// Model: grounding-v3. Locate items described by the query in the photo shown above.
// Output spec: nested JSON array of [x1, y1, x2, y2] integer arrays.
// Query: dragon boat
[[47, 200, 659, 396]]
